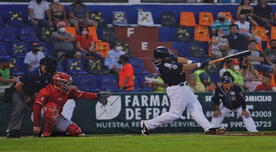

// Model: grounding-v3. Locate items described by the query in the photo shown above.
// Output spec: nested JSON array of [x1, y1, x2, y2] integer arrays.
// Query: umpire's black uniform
[[6, 57, 57, 138]]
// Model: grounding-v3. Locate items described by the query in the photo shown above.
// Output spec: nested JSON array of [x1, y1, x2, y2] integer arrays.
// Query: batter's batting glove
[[96, 91, 111, 105]]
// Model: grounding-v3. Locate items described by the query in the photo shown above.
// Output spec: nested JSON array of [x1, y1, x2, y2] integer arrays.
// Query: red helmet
[[52, 72, 72, 94]]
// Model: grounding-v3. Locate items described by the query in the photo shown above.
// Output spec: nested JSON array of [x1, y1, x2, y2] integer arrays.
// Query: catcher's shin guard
[[42, 103, 59, 137], [66, 123, 82, 136]]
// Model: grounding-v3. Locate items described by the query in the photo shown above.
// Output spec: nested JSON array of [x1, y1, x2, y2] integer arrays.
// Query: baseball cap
[[222, 76, 233, 84]]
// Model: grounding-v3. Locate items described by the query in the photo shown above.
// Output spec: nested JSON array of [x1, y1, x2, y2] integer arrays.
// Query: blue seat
[[129, 58, 146, 74], [112, 11, 129, 26], [0, 15, 4, 26], [172, 42, 190, 57], [0, 42, 10, 57], [20, 27, 39, 41], [11, 42, 29, 57], [7, 11, 25, 27], [65, 58, 88, 75], [56, 61, 64, 72], [100, 74, 118, 91], [10, 57, 25, 76], [78, 75, 99, 91], [37, 42, 52, 56], [159, 27, 177, 42], [0, 27, 18, 41]]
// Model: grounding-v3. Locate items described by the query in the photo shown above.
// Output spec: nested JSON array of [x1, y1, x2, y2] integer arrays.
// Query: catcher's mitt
[[96, 91, 111, 105]]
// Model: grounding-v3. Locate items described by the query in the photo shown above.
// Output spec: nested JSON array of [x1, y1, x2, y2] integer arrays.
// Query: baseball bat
[[209, 50, 251, 64]]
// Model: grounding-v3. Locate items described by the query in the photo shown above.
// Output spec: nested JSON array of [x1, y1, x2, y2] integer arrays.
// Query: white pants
[[144, 84, 213, 131], [211, 104, 258, 132]]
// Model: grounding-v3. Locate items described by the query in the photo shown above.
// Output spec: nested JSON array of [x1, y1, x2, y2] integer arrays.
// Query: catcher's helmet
[[52, 72, 72, 94], [153, 46, 171, 60]]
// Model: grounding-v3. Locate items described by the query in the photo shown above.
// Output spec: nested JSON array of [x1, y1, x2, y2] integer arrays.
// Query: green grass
[[0, 134, 275, 152]]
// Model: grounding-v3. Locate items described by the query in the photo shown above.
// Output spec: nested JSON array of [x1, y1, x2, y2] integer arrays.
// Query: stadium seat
[[270, 26, 276, 40], [159, 27, 177, 42], [78, 75, 99, 91], [37, 42, 52, 56], [0, 15, 4, 26], [172, 42, 190, 57], [65, 58, 88, 75], [56, 61, 64, 72], [199, 12, 214, 26], [180, 12, 196, 27], [94, 41, 110, 57], [0, 42, 10, 57], [137, 11, 154, 27], [10, 57, 25, 76], [129, 58, 146, 74], [100, 74, 119, 91], [253, 26, 268, 41], [7, 11, 25, 27], [88, 26, 99, 41], [220, 12, 233, 23], [160, 12, 177, 27], [176, 27, 194, 42], [189, 41, 208, 58], [20, 27, 39, 41], [0, 27, 18, 41], [112, 11, 128, 26], [66, 26, 77, 37], [11, 42, 29, 57], [194, 26, 210, 42]]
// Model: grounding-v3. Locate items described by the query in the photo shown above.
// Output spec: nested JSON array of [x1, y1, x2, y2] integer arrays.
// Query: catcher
[[32, 72, 111, 137]]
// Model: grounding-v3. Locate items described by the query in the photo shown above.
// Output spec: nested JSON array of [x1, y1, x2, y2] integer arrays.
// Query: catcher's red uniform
[[33, 72, 97, 137]]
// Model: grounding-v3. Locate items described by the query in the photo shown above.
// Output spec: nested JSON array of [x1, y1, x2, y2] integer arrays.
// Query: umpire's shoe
[[140, 120, 150, 136], [6, 130, 21, 138]]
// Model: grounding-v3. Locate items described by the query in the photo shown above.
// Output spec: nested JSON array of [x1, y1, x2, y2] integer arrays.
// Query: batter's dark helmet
[[153, 46, 171, 60]]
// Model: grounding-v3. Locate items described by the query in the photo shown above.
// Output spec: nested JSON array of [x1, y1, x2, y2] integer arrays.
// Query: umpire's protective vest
[[226, 69, 244, 85]]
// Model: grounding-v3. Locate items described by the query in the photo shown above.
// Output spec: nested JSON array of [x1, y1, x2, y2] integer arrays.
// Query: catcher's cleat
[[140, 120, 150, 136]]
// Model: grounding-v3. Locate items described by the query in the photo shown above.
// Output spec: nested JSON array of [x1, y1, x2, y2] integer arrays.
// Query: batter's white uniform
[[211, 104, 258, 132], [144, 82, 214, 131]]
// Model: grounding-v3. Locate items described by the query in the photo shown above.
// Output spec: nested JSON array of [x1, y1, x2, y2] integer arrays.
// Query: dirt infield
[[224, 132, 276, 136]]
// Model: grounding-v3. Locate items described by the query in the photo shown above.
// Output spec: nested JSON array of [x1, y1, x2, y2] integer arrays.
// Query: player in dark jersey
[[140, 46, 225, 135]]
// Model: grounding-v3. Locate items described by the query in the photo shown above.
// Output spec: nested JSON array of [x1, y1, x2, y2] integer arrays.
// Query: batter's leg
[[235, 107, 258, 132], [144, 86, 188, 129]]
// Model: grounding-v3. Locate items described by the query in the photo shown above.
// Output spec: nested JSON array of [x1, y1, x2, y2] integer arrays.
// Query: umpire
[[6, 56, 57, 138], [210, 76, 258, 132]]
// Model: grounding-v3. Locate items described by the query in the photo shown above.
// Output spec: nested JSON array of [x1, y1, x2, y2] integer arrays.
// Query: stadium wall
[[0, 92, 275, 135]]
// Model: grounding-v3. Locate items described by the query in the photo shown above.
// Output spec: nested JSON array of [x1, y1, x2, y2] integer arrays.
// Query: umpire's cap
[[153, 46, 171, 60], [221, 75, 233, 84], [40, 56, 58, 74]]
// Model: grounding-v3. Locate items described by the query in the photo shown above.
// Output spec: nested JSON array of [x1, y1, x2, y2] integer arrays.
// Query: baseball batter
[[211, 76, 258, 132], [140, 46, 225, 135], [32, 72, 110, 137]]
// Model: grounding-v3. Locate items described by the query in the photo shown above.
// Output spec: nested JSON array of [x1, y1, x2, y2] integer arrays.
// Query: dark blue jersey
[[154, 58, 185, 86], [19, 69, 52, 96]]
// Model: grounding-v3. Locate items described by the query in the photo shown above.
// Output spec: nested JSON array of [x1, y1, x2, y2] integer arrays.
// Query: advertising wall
[[0, 92, 274, 135]]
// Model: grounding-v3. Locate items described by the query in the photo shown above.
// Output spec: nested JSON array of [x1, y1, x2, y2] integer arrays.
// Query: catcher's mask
[[52, 72, 72, 94]]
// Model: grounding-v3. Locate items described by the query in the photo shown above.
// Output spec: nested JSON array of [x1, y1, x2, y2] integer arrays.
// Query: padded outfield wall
[[0, 92, 275, 135]]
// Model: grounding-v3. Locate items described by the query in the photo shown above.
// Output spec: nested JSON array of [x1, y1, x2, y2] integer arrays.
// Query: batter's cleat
[[215, 128, 226, 135], [140, 120, 150, 136], [205, 128, 226, 135], [204, 128, 217, 135]]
